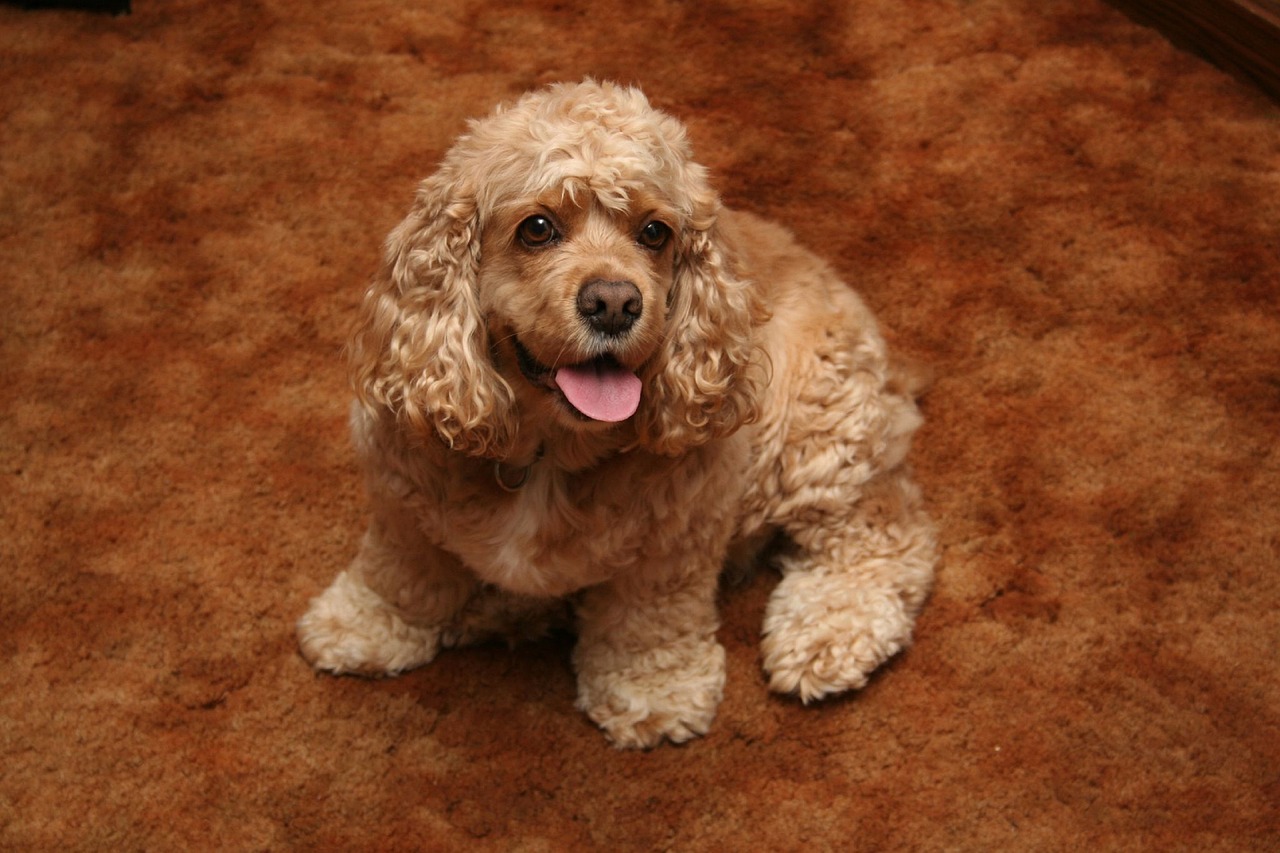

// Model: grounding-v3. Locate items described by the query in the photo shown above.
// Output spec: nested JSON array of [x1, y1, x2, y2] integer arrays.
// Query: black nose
[[576, 279, 642, 336]]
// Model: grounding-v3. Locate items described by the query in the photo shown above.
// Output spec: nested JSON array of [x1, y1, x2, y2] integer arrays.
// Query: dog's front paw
[[297, 570, 441, 676], [575, 642, 726, 749], [762, 571, 913, 703]]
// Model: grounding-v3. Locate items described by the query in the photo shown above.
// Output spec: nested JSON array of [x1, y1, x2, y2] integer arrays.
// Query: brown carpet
[[3, 0, 1278, 849]]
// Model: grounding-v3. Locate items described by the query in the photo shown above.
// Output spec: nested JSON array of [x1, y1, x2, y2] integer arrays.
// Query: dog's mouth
[[513, 338, 642, 423]]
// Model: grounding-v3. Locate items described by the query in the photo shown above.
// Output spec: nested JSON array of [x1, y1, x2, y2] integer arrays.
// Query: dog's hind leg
[[761, 466, 936, 702], [755, 345, 938, 703], [761, 466, 935, 701]]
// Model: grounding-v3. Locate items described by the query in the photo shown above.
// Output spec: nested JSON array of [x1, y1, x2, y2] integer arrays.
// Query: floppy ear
[[347, 165, 516, 457], [636, 199, 768, 456]]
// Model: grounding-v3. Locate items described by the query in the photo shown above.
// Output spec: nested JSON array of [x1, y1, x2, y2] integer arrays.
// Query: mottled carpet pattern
[[2, 1, 1277, 848]]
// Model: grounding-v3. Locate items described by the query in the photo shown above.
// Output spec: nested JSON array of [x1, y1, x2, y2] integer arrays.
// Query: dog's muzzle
[[512, 338, 642, 423]]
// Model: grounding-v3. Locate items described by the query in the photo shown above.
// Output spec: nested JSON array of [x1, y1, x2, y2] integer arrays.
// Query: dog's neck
[[494, 418, 638, 489], [493, 447, 542, 492]]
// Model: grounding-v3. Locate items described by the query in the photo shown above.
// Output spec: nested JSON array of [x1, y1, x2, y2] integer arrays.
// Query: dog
[[297, 80, 937, 748]]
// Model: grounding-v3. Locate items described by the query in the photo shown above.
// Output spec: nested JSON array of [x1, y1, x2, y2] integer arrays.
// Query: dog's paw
[[576, 643, 726, 749], [297, 570, 441, 676], [761, 571, 913, 702]]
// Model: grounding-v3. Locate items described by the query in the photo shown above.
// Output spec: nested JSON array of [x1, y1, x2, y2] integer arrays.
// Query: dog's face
[[479, 191, 678, 430], [351, 80, 765, 458]]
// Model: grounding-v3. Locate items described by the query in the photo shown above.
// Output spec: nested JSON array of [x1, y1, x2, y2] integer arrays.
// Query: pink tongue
[[554, 361, 642, 422]]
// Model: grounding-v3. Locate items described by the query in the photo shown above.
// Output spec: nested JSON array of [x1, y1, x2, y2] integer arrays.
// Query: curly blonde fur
[[298, 80, 937, 748]]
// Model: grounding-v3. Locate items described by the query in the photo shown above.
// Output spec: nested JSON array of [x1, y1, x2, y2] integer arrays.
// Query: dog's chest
[[428, 466, 654, 597]]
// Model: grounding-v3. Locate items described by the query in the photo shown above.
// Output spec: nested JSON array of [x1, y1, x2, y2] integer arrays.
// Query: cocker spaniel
[[297, 80, 937, 748]]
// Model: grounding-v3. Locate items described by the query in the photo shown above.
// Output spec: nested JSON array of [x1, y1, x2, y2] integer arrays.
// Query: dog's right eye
[[517, 215, 558, 247]]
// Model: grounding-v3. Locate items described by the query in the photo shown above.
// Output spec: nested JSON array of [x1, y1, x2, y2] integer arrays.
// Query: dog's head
[[350, 80, 765, 458]]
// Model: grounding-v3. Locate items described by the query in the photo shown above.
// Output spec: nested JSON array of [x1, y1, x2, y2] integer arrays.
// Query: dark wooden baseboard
[[1106, 0, 1280, 100]]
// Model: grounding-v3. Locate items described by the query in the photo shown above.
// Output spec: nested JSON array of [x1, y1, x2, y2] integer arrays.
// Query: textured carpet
[[3, 0, 1278, 849]]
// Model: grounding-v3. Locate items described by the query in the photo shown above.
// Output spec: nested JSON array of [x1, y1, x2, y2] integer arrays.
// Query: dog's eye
[[638, 220, 671, 250], [517, 215, 558, 247]]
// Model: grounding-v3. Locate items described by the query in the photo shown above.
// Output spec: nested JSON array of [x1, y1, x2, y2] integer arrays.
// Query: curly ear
[[347, 167, 515, 457], [637, 205, 768, 456]]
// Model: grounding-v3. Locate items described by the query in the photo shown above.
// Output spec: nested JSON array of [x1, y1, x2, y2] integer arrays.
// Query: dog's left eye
[[638, 221, 671, 250], [517, 215, 558, 247]]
